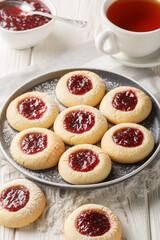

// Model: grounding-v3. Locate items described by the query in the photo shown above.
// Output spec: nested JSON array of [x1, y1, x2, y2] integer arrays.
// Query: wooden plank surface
[[0, 0, 160, 239], [149, 184, 160, 240]]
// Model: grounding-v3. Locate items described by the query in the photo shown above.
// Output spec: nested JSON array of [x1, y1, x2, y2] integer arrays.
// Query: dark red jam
[[76, 210, 111, 237], [112, 90, 138, 111], [0, 186, 29, 212], [69, 150, 100, 172], [18, 97, 47, 120], [21, 133, 47, 154], [67, 75, 93, 95], [64, 110, 95, 134], [0, 0, 52, 31], [113, 127, 144, 147]]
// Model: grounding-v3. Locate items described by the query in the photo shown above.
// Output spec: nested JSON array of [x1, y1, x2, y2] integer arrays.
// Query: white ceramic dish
[[0, 0, 56, 49], [95, 0, 160, 58], [96, 24, 160, 68], [111, 49, 160, 68]]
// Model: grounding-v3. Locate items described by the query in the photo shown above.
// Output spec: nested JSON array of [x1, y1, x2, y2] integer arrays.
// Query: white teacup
[[95, 0, 160, 58]]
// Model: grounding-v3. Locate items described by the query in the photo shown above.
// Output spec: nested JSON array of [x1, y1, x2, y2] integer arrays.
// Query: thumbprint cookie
[[64, 204, 122, 240], [7, 91, 59, 131], [101, 123, 154, 163], [0, 179, 45, 228], [99, 86, 152, 124], [54, 105, 108, 145], [58, 144, 111, 185], [56, 70, 105, 107], [10, 128, 65, 170]]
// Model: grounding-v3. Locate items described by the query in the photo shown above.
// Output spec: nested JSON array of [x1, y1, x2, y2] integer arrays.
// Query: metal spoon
[[1, 1, 88, 28]]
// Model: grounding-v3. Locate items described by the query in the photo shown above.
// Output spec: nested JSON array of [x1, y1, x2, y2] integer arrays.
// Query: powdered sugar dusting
[[104, 79, 121, 91], [2, 120, 17, 147]]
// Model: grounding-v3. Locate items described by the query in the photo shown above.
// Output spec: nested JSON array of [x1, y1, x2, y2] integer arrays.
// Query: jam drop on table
[[0, 0, 51, 31], [0, 186, 29, 212], [69, 149, 99, 172], [113, 127, 144, 147], [112, 90, 138, 111], [18, 97, 47, 120], [76, 210, 111, 236], [63, 110, 95, 134], [67, 75, 93, 95], [21, 133, 48, 154]]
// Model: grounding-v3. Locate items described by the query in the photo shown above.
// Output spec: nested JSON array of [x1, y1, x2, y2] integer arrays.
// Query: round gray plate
[[0, 68, 160, 190]]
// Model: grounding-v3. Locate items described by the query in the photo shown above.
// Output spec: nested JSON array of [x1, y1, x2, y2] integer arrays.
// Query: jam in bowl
[[0, 0, 56, 49], [0, 0, 52, 31]]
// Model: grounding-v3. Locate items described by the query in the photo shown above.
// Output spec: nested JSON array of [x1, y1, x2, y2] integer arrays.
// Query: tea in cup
[[95, 0, 160, 58]]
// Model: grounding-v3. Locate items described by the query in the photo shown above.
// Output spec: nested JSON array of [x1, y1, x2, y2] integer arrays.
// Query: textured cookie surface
[[56, 70, 105, 107], [0, 179, 45, 228], [10, 128, 65, 170], [58, 144, 111, 185], [64, 204, 122, 240], [7, 91, 59, 131], [101, 123, 155, 163], [54, 105, 108, 145], [99, 86, 152, 124]]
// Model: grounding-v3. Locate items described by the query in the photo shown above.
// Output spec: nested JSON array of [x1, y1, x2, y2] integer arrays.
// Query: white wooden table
[[0, 1, 160, 239]]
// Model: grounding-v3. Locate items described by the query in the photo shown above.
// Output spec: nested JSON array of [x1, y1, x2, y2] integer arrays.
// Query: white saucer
[[95, 24, 160, 68]]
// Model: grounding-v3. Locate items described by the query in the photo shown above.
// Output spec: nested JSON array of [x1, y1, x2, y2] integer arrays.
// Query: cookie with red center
[[54, 105, 108, 145], [101, 123, 155, 163], [58, 144, 111, 185], [10, 128, 65, 170], [0, 179, 45, 228], [99, 86, 152, 124], [7, 91, 59, 131], [56, 70, 105, 107], [64, 204, 122, 240]]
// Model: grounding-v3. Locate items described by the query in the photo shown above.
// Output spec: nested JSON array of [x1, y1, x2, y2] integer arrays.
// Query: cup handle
[[95, 29, 119, 55]]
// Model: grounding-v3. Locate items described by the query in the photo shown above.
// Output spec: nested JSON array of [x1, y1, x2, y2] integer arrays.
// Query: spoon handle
[[29, 11, 88, 28]]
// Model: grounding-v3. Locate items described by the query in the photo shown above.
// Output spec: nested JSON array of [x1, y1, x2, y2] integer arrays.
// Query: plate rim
[[0, 67, 160, 190]]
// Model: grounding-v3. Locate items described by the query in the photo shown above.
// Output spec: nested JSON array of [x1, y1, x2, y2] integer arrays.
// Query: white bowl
[[0, 0, 56, 49]]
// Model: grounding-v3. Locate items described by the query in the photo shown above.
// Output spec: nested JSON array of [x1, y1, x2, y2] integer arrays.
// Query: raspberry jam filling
[[113, 127, 144, 147], [112, 90, 138, 111], [67, 75, 93, 95], [0, 0, 51, 31], [76, 209, 111, 237], [0, 186, 29, 212], [18, 97, 47, 120], [69, 149, 100, 172], [21, 133, 47, 154], [63, 110, 95, 134]]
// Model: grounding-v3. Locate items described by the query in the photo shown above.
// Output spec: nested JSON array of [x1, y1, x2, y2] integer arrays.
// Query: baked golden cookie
[[101, 123, 154, 163], [10, 128, 65, 170], [58, 144, 111, 185], [54, 105, 108, 145], [7, 91, 59, 131], [99, 86, 152, 124], [56, 70, 105, 107], [0, 179, 45, 228], [64, 204, 122, 240]]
